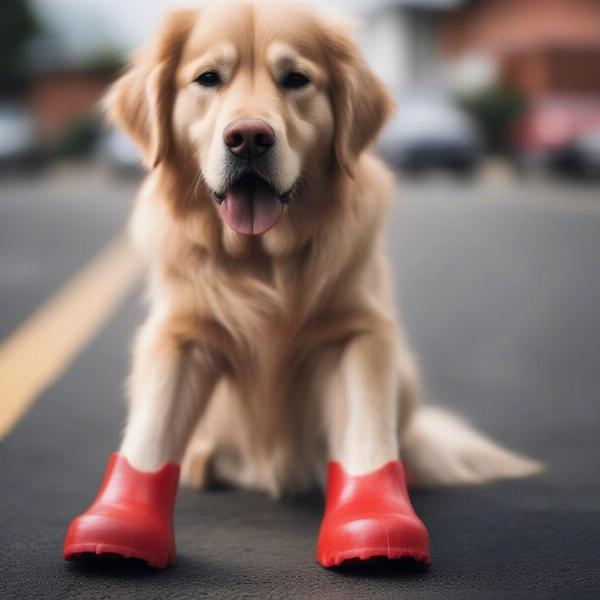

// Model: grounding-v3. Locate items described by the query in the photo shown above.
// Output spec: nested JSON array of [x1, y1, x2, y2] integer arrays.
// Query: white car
[[0, 105, 41, 170], [97, 127, 143, 176], [378, 92, 483, 175]]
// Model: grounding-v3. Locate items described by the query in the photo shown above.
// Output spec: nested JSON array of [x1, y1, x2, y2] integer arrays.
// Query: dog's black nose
[[223, 118, 275, 159]]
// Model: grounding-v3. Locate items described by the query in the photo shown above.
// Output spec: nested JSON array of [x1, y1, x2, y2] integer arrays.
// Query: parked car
[[378, 92, 483, 175], [0, 105, 42, 171], [97, 127, 143, 176], [548, 128, 600, 177], [513, 97, 600, 176]]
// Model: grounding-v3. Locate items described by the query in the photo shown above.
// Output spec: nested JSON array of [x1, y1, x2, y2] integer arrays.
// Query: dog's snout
[[223, 118, 275, 159]]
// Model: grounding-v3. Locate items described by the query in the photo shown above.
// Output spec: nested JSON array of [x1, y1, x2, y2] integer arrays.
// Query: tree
[[0, 0, 41, 94]]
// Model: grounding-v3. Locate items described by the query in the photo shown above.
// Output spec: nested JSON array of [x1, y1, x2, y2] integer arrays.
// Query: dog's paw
[[180, 448, 212, 490]]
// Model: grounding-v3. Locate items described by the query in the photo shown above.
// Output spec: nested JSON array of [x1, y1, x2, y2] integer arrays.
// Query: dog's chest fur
[[177, 243, 352, 495], [133, 170, 387, 496]]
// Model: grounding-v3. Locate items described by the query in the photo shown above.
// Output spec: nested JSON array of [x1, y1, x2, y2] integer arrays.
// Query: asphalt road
[[1, 165, 599, 599]]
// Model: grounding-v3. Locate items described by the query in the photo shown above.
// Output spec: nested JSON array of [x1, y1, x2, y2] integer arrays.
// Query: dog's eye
[[280, 72, 310, 90], [195, 70, 221, 87]]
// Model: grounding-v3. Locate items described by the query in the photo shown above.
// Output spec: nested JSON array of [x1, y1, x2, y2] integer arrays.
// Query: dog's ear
[[104, 9, 197, 168], [322, 20, 395, 176]]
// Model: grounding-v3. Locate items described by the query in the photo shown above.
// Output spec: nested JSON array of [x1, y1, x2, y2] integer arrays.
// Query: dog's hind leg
[[180, 424, 216, 490]]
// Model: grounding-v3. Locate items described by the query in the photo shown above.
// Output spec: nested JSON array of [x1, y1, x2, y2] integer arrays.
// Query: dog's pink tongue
[[222, 184, 282, 236]]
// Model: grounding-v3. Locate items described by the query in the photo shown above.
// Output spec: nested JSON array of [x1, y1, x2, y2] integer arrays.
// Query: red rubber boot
[[317, 460, 431, 567], [64, 453, 180, 569]]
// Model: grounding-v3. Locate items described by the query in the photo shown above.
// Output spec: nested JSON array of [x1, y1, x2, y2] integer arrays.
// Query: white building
[[361, 0, 467, 95]]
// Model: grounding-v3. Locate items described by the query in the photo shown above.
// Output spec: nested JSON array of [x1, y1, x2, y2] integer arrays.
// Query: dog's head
[[106, 1, 393, 237]]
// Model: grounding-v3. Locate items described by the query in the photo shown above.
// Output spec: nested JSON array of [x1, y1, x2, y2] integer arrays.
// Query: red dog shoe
[[64, 453, 180, 569], [317, 460, 431, 567]]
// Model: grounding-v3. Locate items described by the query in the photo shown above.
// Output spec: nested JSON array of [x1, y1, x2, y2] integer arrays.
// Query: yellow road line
[[0, 233, 143, 439]]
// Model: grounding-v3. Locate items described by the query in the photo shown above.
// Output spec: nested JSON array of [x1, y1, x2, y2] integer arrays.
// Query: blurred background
[[1, 1, 600, 597], [2, 0, 600, 177]]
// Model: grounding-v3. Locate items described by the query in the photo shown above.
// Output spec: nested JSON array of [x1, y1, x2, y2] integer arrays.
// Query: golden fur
[[108, 0, 541, 497]]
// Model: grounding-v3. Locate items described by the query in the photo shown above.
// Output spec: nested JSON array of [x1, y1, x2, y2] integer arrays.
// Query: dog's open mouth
[[216, 172, 284, 236]]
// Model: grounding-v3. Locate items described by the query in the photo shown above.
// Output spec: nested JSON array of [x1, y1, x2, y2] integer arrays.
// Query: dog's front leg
[[324, 328, 400, 475], [64, 314, 221, 568], [120, 315, 220, 470], [317, 322, 431, 568]]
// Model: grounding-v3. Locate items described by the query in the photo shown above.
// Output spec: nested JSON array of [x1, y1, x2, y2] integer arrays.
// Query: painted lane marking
[[0, 233, 142, 439]]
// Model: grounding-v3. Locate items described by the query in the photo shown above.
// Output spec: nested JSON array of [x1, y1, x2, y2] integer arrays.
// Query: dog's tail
[[401, 406, 543, 487]]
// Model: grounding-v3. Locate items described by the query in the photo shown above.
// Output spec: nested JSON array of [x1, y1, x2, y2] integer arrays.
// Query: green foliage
[[0, 0, 40, 76], [460, 85, 528, 155], [83, 49, 126, 78], [50, 115, 103, 159]]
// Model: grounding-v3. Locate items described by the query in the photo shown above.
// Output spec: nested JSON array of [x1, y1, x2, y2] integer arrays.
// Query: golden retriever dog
[[65, 0, 542, 569]]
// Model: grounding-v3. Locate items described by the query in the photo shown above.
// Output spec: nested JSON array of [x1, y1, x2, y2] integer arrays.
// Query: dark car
[[0, 105, 42, 172], [513, 97, 600, 176], [549, 128, 600, 177], [378, 92, 483, 175]]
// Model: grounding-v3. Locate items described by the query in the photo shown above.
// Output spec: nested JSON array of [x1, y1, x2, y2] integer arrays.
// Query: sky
[[30, 0, 374, 58], [28, 0, 465, 79], [31, 0, 190, 57]]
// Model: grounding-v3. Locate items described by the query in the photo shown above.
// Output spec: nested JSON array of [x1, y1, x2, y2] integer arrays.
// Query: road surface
[[1, 165, 599, 598]]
